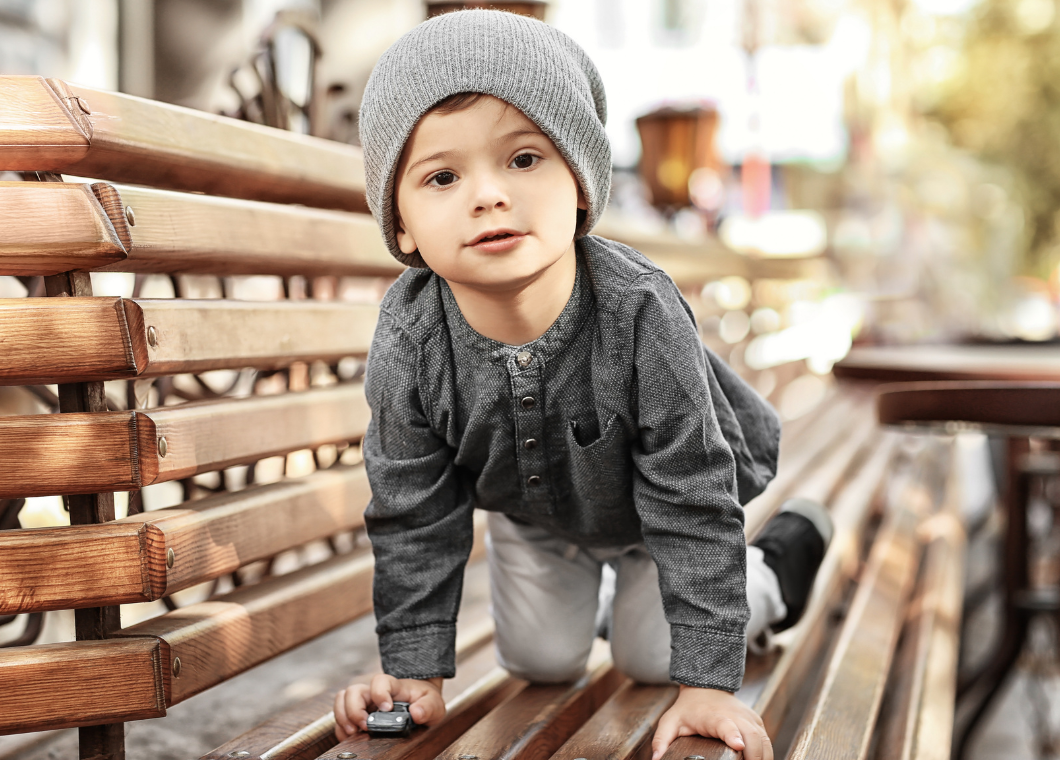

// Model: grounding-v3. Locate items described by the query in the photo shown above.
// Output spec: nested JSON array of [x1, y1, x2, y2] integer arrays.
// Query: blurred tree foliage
[[929, 0, 1060, 278]]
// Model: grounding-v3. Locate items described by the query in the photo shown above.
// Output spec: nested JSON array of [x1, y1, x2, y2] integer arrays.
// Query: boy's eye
[[429, 171, 457, 187], [511, 153, 538, 170]]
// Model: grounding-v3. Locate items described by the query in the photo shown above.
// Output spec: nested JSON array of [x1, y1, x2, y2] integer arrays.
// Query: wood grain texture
[[0, 182, 127, 275], [877, 381, 1060, 433], [836, 344, 1060, 383], [119, 549, 375, 704], [0, 77, 369, 212], [787, 497, 924, 760], [0, 638, 165, 735], [96, 184, 399, 277], [146, 383, 369, 483], [0, 522, 148, 614], [548, 681, 678, 760], [0, 411, 156, 498], [0, 76, 90, 169], [317, 668, 526, 760], [0, 297, 144, 385], [0, 465, 372, 612], [134, 299, 378, 376], [439, 660, 626, 760]]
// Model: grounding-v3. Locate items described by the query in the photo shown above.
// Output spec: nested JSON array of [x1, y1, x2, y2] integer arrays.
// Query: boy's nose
[[470, 176, 510, 213]]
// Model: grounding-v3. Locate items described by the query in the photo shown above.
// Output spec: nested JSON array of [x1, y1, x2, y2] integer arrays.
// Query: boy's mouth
[[469, 228, 524, 246]]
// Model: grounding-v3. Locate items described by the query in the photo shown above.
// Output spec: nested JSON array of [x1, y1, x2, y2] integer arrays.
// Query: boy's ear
[[395, 211, 419, 256]]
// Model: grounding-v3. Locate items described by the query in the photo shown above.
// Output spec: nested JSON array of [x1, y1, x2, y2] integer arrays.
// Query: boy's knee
[[611, 642, 672, 685], [496, 640, 589, 683]]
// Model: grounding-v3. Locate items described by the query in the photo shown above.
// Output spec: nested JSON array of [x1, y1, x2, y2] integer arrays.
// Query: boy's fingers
[[650, 712, 680, 760], [736, 720, 765, 760], [716, 718, 745, 752], [343, 685, 371, 732], [409, 690, 444, 725], [370, 674, 400, 712]]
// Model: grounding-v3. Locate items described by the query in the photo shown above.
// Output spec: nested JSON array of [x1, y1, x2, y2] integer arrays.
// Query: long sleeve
[[362, 309, 473, 680], [628, 273, 767, 691]]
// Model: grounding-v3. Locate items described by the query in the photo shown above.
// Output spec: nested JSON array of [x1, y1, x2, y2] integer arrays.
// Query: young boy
[[334, 11, 831, 760]]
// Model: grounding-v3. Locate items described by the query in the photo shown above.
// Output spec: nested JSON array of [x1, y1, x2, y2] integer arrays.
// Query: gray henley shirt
[[362, 234, 781, 691]]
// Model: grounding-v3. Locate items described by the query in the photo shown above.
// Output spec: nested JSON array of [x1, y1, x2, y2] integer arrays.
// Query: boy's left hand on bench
[[652, 686, 772, 760], [333, 674, 445, 740]]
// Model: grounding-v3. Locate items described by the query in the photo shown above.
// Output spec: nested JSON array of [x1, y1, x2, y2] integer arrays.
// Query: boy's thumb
[[651, 717, 679, 760]]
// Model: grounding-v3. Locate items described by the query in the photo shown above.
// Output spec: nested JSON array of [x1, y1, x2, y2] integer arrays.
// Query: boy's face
[[394, 95, 587, 291]]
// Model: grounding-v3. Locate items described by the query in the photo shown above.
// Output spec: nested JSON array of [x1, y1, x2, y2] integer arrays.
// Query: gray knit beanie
[[359, 9, 612, 268]]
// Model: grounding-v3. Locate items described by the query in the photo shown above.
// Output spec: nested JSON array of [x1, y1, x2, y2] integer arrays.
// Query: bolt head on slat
[[158, 436, 168, 458], [685, 756, 706, 760], [228, 753, 251, 758], [124, 205, 136, 226], [166, 548, 175, 568], [147, 325, 158, 347], [172, 656, 182, 677], [337, 753, 357, 759]]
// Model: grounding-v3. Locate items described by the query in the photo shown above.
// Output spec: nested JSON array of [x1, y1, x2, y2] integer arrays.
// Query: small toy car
[[366, 701, 418, 737]]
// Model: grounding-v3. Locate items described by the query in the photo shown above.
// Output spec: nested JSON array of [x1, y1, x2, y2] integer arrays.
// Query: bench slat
[[0, 465, 372, 614], [438, 660, 625, 760], [0, 638, 166, 735], [0, 297, 378, 385], [0, 383, 368, 498], [548, 681, 678, 760], [1, 76, 367, 212], [786, 492, 924, 760], [0, 182, 127, 275]]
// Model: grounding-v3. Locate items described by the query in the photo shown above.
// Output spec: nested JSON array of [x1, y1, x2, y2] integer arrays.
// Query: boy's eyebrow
[[405, 150, 455, 177]]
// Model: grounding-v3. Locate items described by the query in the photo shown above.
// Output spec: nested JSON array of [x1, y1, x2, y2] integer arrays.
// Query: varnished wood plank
[[836, 344, 1060, 383], [134, 299, 378, 376], [786, 495, 923, 760], [200, 618, 498, 760], [146, 383, 369, 483], [97, 184, 398, 277], [877, 381, 1060, 433], [548, 681, 678, 760], [317, 669, 526, 760], [439, 659, 626, 760], [0, 76, 368, 212], [0, 522, 147, 615], [0, 638, 165, 735], [0, 411, 154, 498], [0, 465, 372, 613], [0, 297, 143, 385], [0, 182, 127, 275], [0, 76, 90, 168], [119, 549, 376, 704]]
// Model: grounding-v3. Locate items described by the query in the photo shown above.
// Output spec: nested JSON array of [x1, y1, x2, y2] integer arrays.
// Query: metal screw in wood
[[158, 436, 168, 458], [124, 205, 136, 226], [337, 753, 357, 759], [227, 753, 250, 758], [172, 657, 182, 677], [458, 756, 478, 759], [166, 548, 175, 568], [684, 756, 706, 759], [147, 325, 158, 346]]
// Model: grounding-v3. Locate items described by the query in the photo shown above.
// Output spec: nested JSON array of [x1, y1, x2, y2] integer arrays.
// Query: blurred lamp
[[636, 104, 722, 212]]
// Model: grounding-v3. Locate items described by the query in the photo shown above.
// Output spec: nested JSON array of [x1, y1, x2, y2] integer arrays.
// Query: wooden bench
[[1, 75, 965, 760]]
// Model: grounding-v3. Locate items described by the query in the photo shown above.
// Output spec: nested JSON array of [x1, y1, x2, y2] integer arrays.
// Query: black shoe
[[753, 498, 833, 632]]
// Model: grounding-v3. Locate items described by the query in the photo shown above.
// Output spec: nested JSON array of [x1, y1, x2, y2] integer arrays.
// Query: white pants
[[486, 512, 787, 684]]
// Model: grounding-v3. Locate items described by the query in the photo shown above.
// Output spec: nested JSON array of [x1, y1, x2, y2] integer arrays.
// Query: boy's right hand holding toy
[[333, 674, 446, 740]]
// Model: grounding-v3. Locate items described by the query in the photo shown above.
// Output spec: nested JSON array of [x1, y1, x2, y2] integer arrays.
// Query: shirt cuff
[[669, 624, 746, 692], [379, 623, 457, 680]]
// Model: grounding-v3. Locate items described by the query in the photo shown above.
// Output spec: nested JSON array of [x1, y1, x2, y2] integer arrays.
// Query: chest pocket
[[564, 414, 634, 508]]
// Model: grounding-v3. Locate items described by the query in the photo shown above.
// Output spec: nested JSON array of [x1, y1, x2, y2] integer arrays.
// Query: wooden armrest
[[1, 76, 366, 212], [877, 381, 1060, 433]]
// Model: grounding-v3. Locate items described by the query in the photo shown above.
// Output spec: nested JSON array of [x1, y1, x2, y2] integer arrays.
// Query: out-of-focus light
[[1006, 295, 1058, 341], [912, 0, 980, 15], [689, 167, 725, 212], [745, 294, 864, 370], [720, 310, 751, 344], [827, 14, 872, 73], [18, 496, 69, 528], [750, 307, 781, 334], [719, 211, 829, 258], [1016, 0, 1055, 34], [703, 276, 753, 311]]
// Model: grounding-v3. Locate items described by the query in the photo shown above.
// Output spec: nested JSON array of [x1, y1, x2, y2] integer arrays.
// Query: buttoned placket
[[509, 349, 550, 508]]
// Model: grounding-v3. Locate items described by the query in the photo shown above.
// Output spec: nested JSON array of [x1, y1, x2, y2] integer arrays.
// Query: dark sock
[[753, 511, 826, 632]]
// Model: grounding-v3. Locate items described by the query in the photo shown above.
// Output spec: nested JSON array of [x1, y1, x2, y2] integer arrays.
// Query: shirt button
[[524, 438, 537, 450], [516, 350, 533, 367], [527, 475, 542, 487], [521, 396, 536, 409]]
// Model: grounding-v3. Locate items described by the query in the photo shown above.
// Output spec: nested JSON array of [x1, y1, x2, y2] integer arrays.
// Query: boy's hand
[[333, 674, 445, 740], [652, 686, 772, 760]]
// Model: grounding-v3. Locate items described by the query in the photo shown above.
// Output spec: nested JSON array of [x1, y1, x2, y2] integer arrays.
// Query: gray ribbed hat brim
[[359, 9, 612, 268]]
